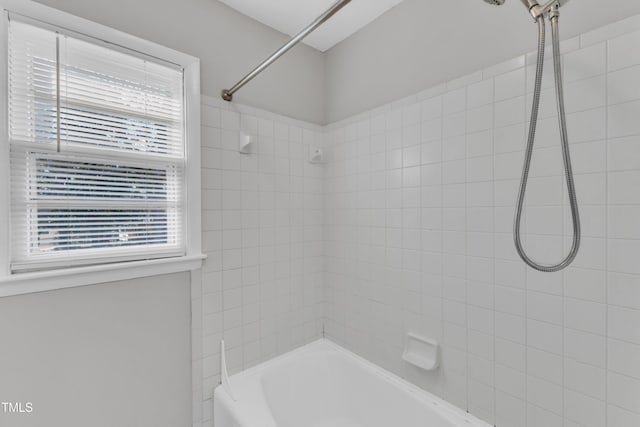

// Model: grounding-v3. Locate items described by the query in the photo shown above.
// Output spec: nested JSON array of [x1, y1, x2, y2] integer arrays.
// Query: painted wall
[[0, 272, 192, 427], [324, 0, 640, 123], [34, 0, 326, 125], [324, 16, 640, 427]]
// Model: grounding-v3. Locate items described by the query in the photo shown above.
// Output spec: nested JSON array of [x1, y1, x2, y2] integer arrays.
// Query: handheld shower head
[[482, 0, 537, 7], [483, 0, 570, 10], [483, 0, 569, 20]]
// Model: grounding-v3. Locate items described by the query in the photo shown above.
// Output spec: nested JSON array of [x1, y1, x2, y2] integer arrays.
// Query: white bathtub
[[214, 339, 490, 427]]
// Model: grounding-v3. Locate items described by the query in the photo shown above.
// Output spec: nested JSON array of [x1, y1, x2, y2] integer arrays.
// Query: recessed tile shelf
[[402, 333, 440, 371]]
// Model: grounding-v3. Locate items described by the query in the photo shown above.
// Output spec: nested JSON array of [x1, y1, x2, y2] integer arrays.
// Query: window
[[1, 9, 201, 279]]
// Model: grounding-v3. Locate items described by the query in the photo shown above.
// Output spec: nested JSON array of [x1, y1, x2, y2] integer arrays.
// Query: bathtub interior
[[258, 342, 463, 427]]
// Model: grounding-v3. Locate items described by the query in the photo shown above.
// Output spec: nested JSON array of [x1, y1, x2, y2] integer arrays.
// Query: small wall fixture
[[402, 333, 440, 371], [239, 132, 253, 155], [309, 147, 323, 164]]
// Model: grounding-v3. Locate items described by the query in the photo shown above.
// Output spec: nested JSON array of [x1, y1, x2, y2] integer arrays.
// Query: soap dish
[[402, 333, 440, 371]]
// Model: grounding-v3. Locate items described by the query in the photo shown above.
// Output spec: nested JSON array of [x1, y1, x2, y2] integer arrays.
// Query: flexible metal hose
[[513, 12, 581, 272]]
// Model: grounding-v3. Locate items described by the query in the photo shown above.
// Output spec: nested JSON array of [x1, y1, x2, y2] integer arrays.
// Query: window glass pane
[[36, 208, 175, 254], [35, 157, 177, 201], [59, 35, 184, 158]]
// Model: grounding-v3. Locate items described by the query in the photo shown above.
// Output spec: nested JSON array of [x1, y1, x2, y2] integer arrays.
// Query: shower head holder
[[522, 0, 563, 21], [484, 0, 565, 21]]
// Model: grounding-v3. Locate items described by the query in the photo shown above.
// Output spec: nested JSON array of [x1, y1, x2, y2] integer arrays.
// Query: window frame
[[0, 0, 203, 296]]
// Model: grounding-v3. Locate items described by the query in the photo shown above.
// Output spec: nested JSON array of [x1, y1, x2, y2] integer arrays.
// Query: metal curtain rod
[[221, 0, 352, 102]]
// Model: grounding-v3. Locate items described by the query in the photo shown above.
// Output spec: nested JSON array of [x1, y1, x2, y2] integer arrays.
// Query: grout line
[[604, 36, 610, 427], [490, 75, 498, 426], [464, 85, 470, 413], [440, 93, 445, 401], [523, 51, 530, 427], [558, 36, 567, 426]]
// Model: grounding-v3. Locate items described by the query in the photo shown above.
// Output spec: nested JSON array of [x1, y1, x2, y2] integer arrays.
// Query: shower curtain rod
[[221, 0, 352, 102]]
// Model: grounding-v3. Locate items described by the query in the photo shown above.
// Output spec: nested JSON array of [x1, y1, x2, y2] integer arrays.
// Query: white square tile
[[495, 364, 526, 398], [421, 119, 442, 143], [565, 75, 606, 113], [609, 239, 640, 275], [527, 404, 563, 427], [495, 337, 526, 371], [466, 130, 493, 158], [201, 105, 221, 128], [494, 123, 525, 154], [608, 135, 640, 171], [495, 391, 526, 427], [466, 181, 493, 207], [609, 272, 640, 310], [467, 79, 494, 109], [609, 65, 640, 105], [570, 140, 606, 174], [608, 338, 640, 380], [609, 30, 640, 71], [564, 268, 606, 303], [609, 206, 640, 239], [527, 347, 563, 384], [609, 305, 640, 344], [564, 42, 606, 82], [567, 107, 607, 143], [495, 312, 525, 344], [466, 105, 493, 134], [443, 113, 466, 139], [607, 404, 640, 427], [565, 359, 606, 400], [565, 328, 606, 368], [565, 298, 606, 336], [527, 319, 563, 355], [527, 291, 562, 325], [467, 280, 493, 308], [421, 96, 443, 122], [495, 285, 525, 315], [443, 88, 467, 115], [564, 390, 606, 427], [607, 372, 640, 413], [609, 100, 640, 138], [495, 68, 525, 102], [527, 375, 563, 415], [494, 96, 525, 128]]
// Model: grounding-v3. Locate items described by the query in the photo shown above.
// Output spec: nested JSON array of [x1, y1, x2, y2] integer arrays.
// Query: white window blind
[[8, 18, 186, 272]]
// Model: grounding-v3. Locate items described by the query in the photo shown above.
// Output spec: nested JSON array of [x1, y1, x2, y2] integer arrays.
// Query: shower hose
[[514, 8, 580, 272]]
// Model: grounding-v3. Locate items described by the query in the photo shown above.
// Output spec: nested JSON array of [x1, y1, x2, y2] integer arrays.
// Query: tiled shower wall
[[323, 15, 640, 427], [194, 95, 325, 426]]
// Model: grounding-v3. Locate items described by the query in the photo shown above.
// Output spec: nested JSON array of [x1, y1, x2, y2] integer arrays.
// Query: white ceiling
[[219, 0, 406, 52]]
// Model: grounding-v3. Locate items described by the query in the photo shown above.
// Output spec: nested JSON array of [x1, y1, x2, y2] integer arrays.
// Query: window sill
[[0, 254, 206, 297]]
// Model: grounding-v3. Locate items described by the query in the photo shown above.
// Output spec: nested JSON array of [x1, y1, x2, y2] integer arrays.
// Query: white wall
[[324, 0, 640, 123], [193, 96, 325, 425], [34, 0, 326, 125], [323, 16, 640, 427], [0, 272, 192, 427]]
